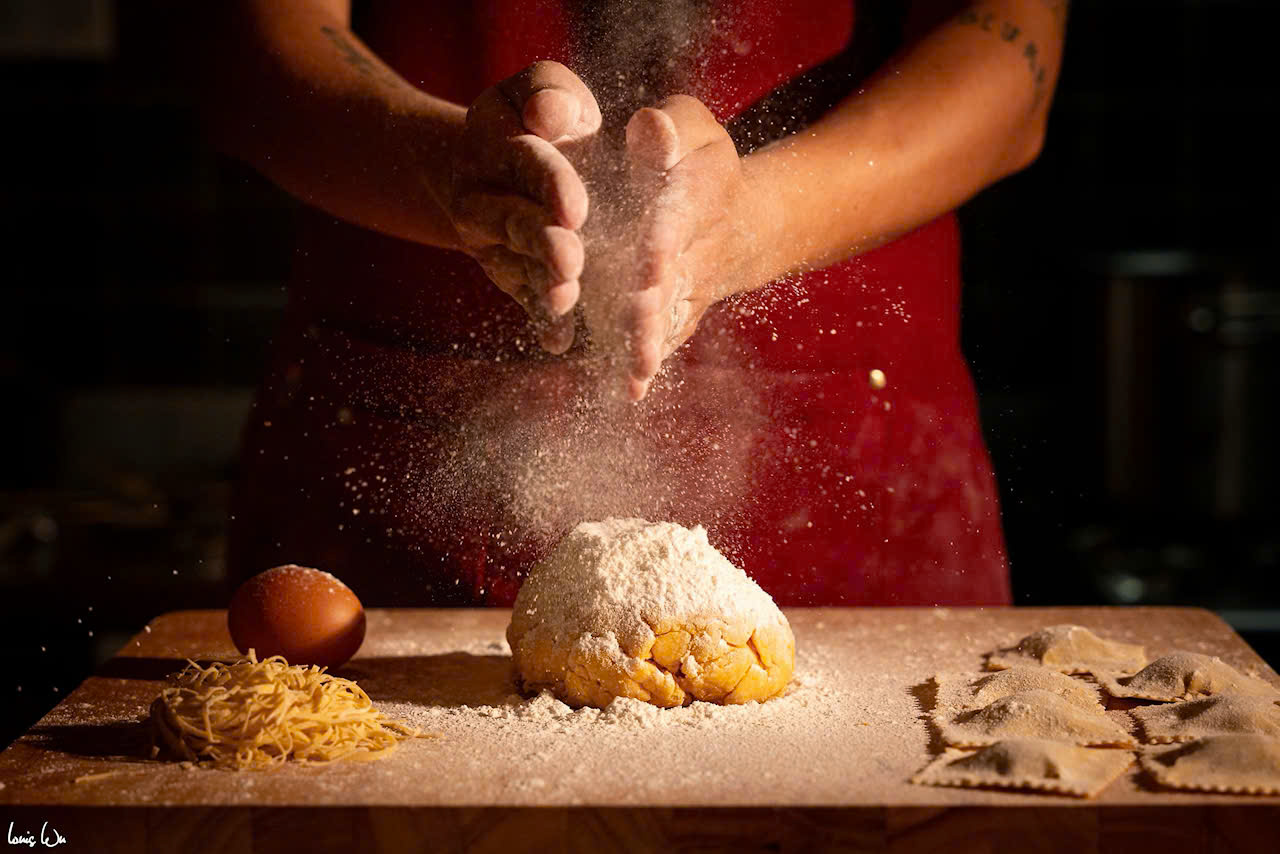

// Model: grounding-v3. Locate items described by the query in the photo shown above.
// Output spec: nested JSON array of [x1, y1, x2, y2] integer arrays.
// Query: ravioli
[[1141, 734, 1280, 795], [1131, 694, 1280, 744], [986, 625, 1146, 676], [935, 667, 1103, 714], [1096, 651, 1280, 702], [913, 738, 1134, 798], [935, 688, 1137, 748]]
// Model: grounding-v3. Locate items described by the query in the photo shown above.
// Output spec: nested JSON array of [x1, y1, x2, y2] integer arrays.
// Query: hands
[[452, 64, 758, 392], [581, 95, 758, 400], [445, 61, 601, 354]]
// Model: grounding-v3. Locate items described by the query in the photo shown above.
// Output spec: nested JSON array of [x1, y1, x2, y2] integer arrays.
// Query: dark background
[[1, 0, 1277, 748]]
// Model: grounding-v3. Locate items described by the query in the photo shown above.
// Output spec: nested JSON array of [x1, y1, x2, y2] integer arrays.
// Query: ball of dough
[[507, 518, 795, 708]]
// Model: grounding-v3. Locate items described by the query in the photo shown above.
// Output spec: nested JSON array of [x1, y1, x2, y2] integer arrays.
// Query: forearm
[[197, 1, 466, 249], [738, 0, 1067, 286]]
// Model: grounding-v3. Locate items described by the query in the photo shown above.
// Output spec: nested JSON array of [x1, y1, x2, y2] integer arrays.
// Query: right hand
[[445, 61, 601, 354]]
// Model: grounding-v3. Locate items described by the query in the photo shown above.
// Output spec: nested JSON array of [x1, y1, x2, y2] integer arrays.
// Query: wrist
[[729, 152, 791, 293], [396, 98, 465, 206], [380, 95, 468, 248]]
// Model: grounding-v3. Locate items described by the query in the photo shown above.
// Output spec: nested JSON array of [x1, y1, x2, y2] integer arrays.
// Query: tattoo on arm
[[1041, 1, 1070, 23], [320, 25, 407, 91], [955, 5, 1062, 111]]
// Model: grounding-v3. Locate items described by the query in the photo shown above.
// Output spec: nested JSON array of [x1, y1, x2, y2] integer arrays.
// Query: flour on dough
[[913, 738, 1134, 798], [1096, 651, 1280, 702], [1131, 694, 1280, 744], [935, 667, 1103, 715], [1141, 734, 1280, 795], [935, 688, 1136, 748], [986, 625, 1146, 676], [506, 518, 795, 709]]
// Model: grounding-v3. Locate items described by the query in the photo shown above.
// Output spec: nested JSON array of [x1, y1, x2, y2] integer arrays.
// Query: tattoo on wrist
[[320, 25, 406, 90], [955, 6, 1058, 110]]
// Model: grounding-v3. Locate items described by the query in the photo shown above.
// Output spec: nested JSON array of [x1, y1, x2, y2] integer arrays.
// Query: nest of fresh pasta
[[148, 650, 423, 770]]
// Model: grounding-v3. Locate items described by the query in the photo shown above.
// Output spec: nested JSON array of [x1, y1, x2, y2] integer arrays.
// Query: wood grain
[[1, 607, 1277, 852]]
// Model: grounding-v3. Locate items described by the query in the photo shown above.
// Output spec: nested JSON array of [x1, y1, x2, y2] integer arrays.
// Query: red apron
[[227, 0, 1011, 608]]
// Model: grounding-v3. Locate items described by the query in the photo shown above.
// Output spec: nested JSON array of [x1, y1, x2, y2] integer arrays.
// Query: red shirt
[[227, 0, 1010, 607]]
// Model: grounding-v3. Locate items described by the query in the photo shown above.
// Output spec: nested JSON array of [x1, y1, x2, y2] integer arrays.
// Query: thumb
[[507, 61, 602, 141], [625, 95, 722, 172]]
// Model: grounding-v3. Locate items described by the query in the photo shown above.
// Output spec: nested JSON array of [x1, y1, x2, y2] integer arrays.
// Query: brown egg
[[227, 565, 366, 668]]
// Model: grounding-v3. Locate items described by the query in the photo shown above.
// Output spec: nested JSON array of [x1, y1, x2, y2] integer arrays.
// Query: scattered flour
[[381, 652, 840, 737]]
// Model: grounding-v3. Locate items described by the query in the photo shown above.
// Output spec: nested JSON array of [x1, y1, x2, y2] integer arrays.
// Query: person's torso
[[228, 0, 1010, 608]]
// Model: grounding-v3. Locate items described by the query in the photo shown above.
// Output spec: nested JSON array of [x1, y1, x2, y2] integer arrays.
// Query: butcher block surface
[[2, 606, 1278, 811]]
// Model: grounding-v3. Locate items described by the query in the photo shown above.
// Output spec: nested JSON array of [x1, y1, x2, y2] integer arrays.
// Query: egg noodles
[[149, 650, 421, 769]]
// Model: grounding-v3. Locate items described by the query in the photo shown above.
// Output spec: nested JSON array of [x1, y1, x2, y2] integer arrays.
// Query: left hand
[[582, 95, 758, 400], [444, 61, 602, 354]]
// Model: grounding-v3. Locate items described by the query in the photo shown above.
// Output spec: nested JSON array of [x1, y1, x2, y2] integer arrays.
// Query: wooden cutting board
[[1, 606, 1277, 853]]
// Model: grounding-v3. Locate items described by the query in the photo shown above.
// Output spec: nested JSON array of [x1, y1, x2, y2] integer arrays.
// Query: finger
[[462, 85, 590, 229], [637, 215, 683, 285], [461, 87, 528, 165], [626, 107, 680, 173], [510, 284, 539, 317], [474, 233, 578, 345], [621, 270, 671, 384], [538, 314, 576, 354], [454, 192, 584, 285], [522, 87, 579, 140], [455, 138, 587, 233], [523, 257, 576, 353], [627, 310, 666, 383], [627, 375, 652, 402], [522, 248, 581, 317], [526, 294, 576, 356], [623, 241, 690, 390], [626, 299, 699, 402], [473, 245, 529, 299], [484, 221, 579, 320], [539, 227, 585, 302], [510, 283, 572, 355], [625, 94, 724, 172], [507, 134, 590, 229], [509, 219, 583, 290], [503, 60, 603, 141], [545, 277, 581, 317]]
